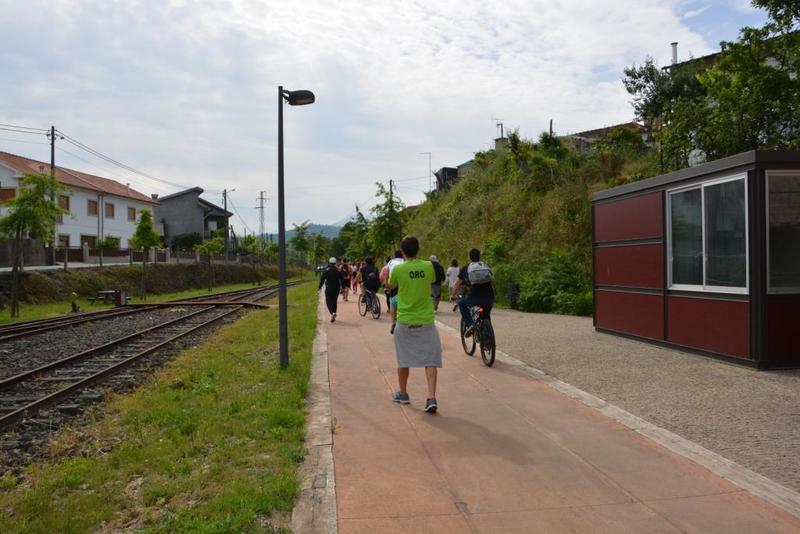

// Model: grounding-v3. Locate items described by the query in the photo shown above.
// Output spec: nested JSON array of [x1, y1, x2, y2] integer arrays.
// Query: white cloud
[[0, 0, 716, 231]]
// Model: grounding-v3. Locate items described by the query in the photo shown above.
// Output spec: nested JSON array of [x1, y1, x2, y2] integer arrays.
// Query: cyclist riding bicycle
[[359, 256, 381, 307], [449, 248, 494, 337]]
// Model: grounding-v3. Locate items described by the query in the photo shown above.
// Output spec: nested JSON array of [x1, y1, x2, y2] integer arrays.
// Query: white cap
[[328, 257, 337, 264], [429, 255, 439, 262]]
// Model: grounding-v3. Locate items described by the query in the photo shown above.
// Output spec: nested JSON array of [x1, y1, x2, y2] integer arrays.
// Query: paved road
[[325, 298, 800, 533], [437, 307, 800, 494]]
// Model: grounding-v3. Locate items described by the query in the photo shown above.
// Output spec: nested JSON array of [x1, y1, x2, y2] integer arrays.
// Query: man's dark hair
[[469, 248, 480, 262], [365, 256, 374, 265], [451, 258, 458, 267], [394, 249, 403, 259], [400, 236, 420, 258]]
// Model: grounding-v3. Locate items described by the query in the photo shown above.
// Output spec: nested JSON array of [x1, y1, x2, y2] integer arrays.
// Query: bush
[[516, 248, 592, 316]]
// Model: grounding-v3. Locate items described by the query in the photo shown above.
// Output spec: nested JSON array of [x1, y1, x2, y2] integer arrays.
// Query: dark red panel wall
[[595, 290, 664, 340], [766, 300, 800, 364], [667, 296, 750, 359], [594, 192, 663, 242], [595, 244, 664, 289]]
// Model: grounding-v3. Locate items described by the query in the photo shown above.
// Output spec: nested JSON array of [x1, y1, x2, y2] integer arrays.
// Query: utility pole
[[48, 126, 57, 265], [223, 189, 228, 261], [255, 190, 267, 244], [549, 119, 553, 137]]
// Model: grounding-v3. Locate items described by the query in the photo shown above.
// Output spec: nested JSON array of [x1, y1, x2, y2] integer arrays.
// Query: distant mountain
[[281, 223, 342, 241]]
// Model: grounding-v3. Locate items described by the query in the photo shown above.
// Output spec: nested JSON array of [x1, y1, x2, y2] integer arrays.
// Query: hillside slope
[[406, 130, 656, 315]]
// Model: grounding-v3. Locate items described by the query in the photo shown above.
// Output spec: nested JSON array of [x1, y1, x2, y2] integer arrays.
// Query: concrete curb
[[435, 319, 800, 520], [291, 296, 337, 534]]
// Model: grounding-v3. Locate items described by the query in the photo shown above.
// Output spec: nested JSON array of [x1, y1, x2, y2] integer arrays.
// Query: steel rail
[[0, 285, 281, 342], [0, 285, 282, 430]]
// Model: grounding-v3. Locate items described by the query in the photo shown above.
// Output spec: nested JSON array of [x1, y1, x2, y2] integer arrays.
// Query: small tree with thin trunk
[[194, 236, 224, 292], [129, 209, 161, 301], [0, 173, 65, 317]]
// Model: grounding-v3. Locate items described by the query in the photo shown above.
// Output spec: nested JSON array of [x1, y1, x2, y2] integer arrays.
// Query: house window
[[87, 199, 98, 216], [58, 234, 70, 248], [58, 195, 70, 211], [0, 188, 16, 203], [105, 202, 115, 219], [767, 171, 800, 292], [80, 235, 97, 248], [105, 236, 121, 249], [128, 206, 136, 221], [667, 173, 748, 293]]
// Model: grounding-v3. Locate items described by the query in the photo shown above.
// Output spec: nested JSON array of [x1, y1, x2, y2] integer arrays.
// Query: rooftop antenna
[[491, 117, 505, 139]]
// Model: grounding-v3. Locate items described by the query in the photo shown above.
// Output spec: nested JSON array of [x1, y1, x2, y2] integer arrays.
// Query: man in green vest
[[387, 235, 443, 413]]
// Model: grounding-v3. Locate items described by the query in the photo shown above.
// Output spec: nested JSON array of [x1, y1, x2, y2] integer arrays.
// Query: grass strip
[[0, 281, 317, 533]]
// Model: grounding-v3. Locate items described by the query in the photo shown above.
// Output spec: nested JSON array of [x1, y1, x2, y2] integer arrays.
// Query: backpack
[[467, 261, 494, 285]]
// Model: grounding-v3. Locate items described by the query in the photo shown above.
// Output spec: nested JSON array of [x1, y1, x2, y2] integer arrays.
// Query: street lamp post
[[277, 85, 315, 368]]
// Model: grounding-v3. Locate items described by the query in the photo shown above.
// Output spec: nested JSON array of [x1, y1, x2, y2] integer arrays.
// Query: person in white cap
[[319, 257, 343, 322], [429, 255, 446, 312]]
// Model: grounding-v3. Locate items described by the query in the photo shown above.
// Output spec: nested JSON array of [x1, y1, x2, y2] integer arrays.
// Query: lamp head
[[283, 89, 315, 106]]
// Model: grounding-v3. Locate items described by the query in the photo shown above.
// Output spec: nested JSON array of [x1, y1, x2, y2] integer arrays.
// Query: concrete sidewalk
[[325, 298, 800, 533]]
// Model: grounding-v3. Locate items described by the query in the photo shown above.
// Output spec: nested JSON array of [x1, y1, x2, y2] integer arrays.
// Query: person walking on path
[[319, 257, 344, 322], [340, 259, 352, 301], [429, 255, 446, 312], [445, 259, 459, 293], [351, 260, 361, 295], [387, 236, 443, 413], [382, 250, 405, 335], [450, 248, 494, 337]]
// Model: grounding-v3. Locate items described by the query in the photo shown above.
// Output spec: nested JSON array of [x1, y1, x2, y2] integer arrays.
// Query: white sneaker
[[331, 312, 336, 323]]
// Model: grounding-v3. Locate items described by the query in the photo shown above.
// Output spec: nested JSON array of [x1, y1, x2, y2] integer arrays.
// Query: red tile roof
[[0, 150, 158, 205]]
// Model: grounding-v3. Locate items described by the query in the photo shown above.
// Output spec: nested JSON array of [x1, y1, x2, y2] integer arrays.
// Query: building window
[[80, 235, 97, 248], [668, 173, 748, 293], [767, 171, 800, 292], [128, 206, 136, 221], [58, 234, 70, 248], [87, 199, 98, 216], [105, 236, 121, 249], [58, 195, 70, 211], [0, 188, 15, 203], [105, 202, 115, 219]]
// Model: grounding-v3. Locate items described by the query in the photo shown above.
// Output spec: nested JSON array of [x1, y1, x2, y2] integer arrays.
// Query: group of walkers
[[319, 237, 495, 414]]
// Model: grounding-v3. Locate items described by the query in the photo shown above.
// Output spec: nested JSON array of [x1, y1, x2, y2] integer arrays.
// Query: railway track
[[0, 286, 274, 342], [0, 284, 291, 432]]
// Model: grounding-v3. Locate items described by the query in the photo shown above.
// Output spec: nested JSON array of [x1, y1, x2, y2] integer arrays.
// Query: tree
[[170, 232, 203, 251], [129, 209, 161, 300], [0, 173, 65, 317], [96, 236, 119, 268], [239, 233, 264, 285], [368, 182, 404, 259], [194, 236, 224, 292], [289, 220, 311, 272], [309, 231, 330, 271]]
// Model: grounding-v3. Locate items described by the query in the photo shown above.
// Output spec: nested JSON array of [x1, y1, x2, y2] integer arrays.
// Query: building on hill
[[153, 187, 231, 248], [0, 150, 158, 250], [565, 122, 651, 152]]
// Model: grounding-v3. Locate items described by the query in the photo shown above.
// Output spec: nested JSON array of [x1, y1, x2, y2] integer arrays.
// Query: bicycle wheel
[[371, 296, 381, 319], [479, 320, 496, 367], [358, 294, 368, 316], [460, 318, 476, 356]]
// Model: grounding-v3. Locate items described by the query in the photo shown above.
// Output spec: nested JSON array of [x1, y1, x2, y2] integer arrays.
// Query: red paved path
[[325, 298, 800, 533]]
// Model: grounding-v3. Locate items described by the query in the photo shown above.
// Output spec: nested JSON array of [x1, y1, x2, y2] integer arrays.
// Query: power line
[[0, 123, 48, 133], [227, 195, 254, 234], [0, 137, 48, 146], [56, 129, 222, 194]]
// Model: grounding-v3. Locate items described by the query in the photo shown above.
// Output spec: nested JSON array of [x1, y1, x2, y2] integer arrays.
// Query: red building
[[592, 151, 800, 368]]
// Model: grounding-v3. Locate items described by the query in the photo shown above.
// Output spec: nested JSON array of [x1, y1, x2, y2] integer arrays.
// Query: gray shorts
[[431, 284, 442, 299], [394, 323, 442, 368]]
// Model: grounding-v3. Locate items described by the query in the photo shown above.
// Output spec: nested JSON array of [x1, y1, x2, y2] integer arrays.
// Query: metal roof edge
[[592, 150, 800, 202]]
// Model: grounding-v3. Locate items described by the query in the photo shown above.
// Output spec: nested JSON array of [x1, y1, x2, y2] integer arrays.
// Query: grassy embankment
[[406, 129, 657, 315], [0, 281, 318, 532]]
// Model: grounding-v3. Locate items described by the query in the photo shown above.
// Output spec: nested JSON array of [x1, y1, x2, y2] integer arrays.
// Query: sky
[[0, 0, 768, 235]]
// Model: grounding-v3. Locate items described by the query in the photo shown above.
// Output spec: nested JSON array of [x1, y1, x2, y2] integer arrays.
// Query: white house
[[0, 150, 158, 248]]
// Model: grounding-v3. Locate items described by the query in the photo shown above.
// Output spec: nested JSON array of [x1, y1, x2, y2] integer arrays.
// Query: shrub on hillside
[[516, 248, 592, 316]]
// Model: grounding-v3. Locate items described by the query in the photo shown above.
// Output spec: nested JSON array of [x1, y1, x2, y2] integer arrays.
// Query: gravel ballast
[[437, 307, 800, 493]]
